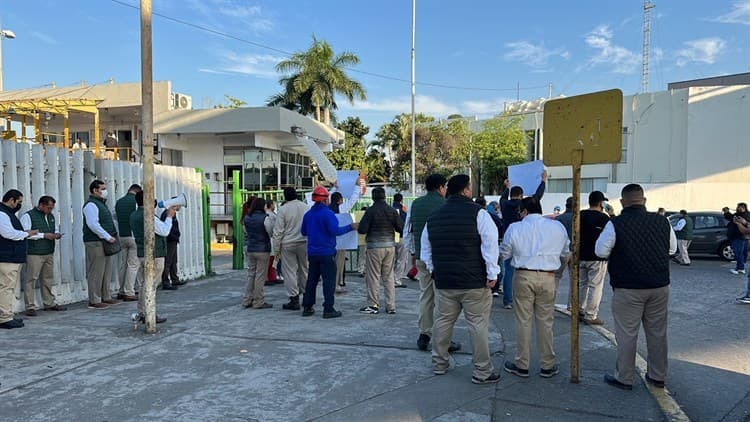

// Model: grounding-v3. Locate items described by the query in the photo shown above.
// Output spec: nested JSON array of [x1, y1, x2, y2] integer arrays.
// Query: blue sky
[[2, 0, 749, 139]]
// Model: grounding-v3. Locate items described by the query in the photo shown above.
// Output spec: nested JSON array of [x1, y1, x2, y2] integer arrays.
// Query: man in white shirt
[[420, 175, 501, 384], [82, 180, 120, 309], [500, 196, 569, 379]]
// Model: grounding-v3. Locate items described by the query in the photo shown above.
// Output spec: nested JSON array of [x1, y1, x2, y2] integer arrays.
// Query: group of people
[[0, 182, 183, 329]]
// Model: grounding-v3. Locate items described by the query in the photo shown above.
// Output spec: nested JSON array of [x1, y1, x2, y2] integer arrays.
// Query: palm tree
[[270, 36, 366, 125]]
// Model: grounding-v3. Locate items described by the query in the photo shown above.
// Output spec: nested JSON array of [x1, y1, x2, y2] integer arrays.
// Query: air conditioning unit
[[172, 93, 193, 110]]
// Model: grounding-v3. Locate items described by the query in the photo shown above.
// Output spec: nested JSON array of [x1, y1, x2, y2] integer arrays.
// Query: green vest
[[130, 207, 167, 258], [27, 208, 55, 255], [409, 191, 446, 257], [83, 196, 116, 242], [676, 216, 694, 240], [115, 193, 137, 237]]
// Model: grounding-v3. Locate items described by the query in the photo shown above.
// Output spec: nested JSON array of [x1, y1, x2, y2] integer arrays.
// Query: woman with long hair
[[242, 197, 273, 309]]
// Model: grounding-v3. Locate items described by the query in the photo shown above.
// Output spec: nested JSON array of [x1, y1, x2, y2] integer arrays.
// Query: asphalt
[[1, 251, 670, 421]]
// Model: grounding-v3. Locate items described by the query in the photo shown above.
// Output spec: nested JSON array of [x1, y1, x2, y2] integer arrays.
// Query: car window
[[694, 216, 709, 229], [707, 216, 725, 228]]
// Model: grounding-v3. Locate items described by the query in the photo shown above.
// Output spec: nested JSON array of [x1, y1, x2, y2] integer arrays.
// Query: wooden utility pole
[[569, 147, 583, 383], [140, 0, 156, 333]]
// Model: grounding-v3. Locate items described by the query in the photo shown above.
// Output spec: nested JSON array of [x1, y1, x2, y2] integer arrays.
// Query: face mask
[[12, 203, 22, 213], [100, 189, 109, 199]]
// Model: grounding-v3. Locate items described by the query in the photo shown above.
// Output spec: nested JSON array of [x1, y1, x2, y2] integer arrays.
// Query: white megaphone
[[158, 193, 187, 209]]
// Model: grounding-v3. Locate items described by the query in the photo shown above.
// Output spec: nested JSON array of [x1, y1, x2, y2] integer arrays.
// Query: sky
[[2, 0, 749, 141]]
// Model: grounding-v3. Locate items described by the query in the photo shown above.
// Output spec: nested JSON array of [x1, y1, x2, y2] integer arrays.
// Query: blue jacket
[[301, 202, 353, 256]]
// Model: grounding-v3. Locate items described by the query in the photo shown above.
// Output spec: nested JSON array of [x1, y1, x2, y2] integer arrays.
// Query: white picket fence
[[0, 139, 205, 310]]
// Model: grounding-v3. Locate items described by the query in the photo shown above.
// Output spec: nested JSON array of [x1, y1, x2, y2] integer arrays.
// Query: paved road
[[558, 257, 750, 421]]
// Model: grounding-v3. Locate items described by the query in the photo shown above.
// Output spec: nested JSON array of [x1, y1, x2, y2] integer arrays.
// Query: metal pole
[[570, 147, 583, 383], [232, 170, 243, 270], [410, 0, 416, 196], [196, 167, 212, 275], [140, 0, 156, 333]]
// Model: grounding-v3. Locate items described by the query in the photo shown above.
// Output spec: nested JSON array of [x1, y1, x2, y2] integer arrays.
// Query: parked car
[[668, 212, 734, 260]]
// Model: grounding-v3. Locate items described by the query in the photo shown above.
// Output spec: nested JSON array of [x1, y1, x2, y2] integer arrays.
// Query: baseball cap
[[589, 191, 608, 203], [311, 186, 329, 202]]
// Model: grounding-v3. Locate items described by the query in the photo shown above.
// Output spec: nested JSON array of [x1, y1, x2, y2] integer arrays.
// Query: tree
[[470, 117, 527, 194], [327, 116, 368, 176], [214, 95, 247, 109], [270, 36, 366, 125]]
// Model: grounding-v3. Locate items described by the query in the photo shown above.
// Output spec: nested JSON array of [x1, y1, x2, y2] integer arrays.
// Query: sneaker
[[730, 269, 741, 275], [492, 292, 500, 297], [472, 372, 501, 385], [323, 310, 342, 319], [360, 306, 379, 314], [540, 364, 560, 378], [417, 334, 431, 351], [386, 309, 396, 314], [301, 307, 315, 317], [503, 361, 529, 378], [604, 374, 633, 390], [645, 374, 665, 388], [88, 302, 109, 309], [24, 309, 38, 317], [583, 317, 605, 326], [503, 304, 513, 310], [741, 270, 747, 275], [0, 319, 24, 329], [736, 296, 750, 304], [433, 367, 448, 375]]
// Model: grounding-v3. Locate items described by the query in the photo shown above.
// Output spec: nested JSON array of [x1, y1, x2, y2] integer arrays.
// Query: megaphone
[[158, 193, 187, 209]]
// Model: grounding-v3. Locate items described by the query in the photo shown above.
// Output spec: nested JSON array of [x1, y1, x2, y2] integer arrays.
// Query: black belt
[[517, 268, 555, 274]]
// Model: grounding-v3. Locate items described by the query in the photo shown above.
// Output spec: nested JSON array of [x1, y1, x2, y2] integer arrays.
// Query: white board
[[508, 160, 544, 196], [335, 213, 357, 250]]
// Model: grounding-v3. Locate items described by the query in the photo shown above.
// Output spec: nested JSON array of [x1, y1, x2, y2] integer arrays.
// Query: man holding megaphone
[[160, 194, 187, 290]]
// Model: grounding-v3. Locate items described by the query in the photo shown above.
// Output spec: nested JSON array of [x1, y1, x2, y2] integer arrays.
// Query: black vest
[[427, 195, 485, 289], [0, 203, 27, 263], [244, 211, 271, 253], [608, 205, 671, 289]]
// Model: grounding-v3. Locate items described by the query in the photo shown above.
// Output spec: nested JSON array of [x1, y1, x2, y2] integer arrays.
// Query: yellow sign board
[[542, 89, 623, 166]]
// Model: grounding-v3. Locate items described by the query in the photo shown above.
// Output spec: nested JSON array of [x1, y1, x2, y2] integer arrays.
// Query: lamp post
[[0, 27, 17, 92]]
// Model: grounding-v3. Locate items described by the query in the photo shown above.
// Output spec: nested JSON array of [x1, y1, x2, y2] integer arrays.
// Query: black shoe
[[302, 307, 315, 317], [472, 371, 501, 385], [24, 309, 38, 317], [0, 319, 24, 329], [323, 310, 342, 319], [504, 361, 530, 378], [173, 280, 187, 286], [161, 283, 178, 291], [540, 364, 560, 378], [134, 313, 167, 324], [417, 334, 431, 351], [448, 341, 462, 353], [645, 374, 665, 388], [283, 296, 301, 310], [604, 374, 633, 390]]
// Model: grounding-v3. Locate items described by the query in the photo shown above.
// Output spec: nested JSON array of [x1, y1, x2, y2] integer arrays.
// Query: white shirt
[[83, 202, 114, 242], [595, 220, 677, 259], [19, 212, 55, 238], [673, 218, 686, 231], [500, 214, 570, 271], [0, 210, 29, 241], [420, 208, 500, 280], [154, 214, 173, 237]]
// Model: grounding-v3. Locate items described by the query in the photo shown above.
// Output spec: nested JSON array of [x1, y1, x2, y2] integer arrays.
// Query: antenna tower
[[641, 0, 656, 93]]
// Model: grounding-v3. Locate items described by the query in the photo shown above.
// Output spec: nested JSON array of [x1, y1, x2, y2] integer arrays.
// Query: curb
[[554, 306, 690, 422]]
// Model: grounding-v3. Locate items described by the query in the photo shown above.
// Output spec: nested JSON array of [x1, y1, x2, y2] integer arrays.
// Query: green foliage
[[328, 116, 367, 173], [214, 95, 247, 109], [471, 117, 527, 193]]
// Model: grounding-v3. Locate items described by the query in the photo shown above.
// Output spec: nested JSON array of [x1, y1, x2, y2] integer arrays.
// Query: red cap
[[312, 186, 329, 202]]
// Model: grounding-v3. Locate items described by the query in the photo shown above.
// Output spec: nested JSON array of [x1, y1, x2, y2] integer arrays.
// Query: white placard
[[508, 160, 544, 196], [335, 213, 358, 250], [336, 170, 360, 199]]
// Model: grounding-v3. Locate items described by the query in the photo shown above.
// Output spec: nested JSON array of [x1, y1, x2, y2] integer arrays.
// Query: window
[[547, 177, 609, 194]]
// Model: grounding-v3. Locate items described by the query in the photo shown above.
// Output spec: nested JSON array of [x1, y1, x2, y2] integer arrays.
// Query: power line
[[108, 0, 549, 93]]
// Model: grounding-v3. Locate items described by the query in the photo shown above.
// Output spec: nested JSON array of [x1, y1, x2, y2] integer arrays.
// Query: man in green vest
[[404, 174, 460, 353], [130, 190, 175, 324], [20, 196, 66, 316], [672, 209, 694, 266], [83, 179, 120, 309], [115, 184, 142, 301]]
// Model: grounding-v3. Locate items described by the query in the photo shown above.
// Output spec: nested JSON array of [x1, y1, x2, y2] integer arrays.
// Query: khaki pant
[[612, 286, 669, 385], [335, 249, 347, 287], [244, 252, 270, 308], [118, 236, 141, 296], [393, 241, 409, 280], [24, 254, 56, 310], [365, 247, 396, 311], [0, 262, 23, 323], [579, 261, 608, 319], [513, 270, 557, 370], [432, 288, 493, 379], [417, 259, 438, 336], [677, 240, 691, 265], [85, 241, 113, 304], [137, 257, 165, 314], [281, 242, 308, 297], [357, 245, 367, 273]]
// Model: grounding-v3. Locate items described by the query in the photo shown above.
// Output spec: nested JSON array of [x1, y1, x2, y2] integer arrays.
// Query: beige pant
[[357, 245, 367, 273], [432, 287, 493, 379], [513, 270, 557, 370], [137, 257, 165, 314], [335, 249, 347, 287], [365, 247, 396, 311], [85, 241, 113, 304], [244, 252, 270, 307], [612, 286, 669, 385], [281, 242, 308, 297], [417, 259, 438, 336], [24, 254, 56, 310], [393, 241, 409, 280], [677, 240, 691, 265], [0, 262, 23, 323], [118, 237, 141, 296], [579, 261, 608, 319]]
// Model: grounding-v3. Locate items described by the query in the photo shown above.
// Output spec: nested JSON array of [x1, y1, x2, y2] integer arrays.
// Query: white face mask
[[100, 189, 109, 199]]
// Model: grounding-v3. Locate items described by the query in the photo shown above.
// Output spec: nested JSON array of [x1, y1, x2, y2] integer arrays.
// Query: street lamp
[[0, 28, 16, 91]]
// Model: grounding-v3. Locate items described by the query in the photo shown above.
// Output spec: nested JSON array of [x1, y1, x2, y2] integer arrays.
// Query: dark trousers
[[162, 241, 180, 283], [302, 254, 337, 312]]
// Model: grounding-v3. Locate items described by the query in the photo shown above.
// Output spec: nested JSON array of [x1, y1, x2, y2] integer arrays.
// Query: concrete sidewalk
[[1, 270, 666, 421]]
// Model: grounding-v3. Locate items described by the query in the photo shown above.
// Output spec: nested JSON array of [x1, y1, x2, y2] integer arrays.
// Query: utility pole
[[548, 82, 553, 99], [140, 0, 156, 333], [410, 0, 416, 196], [642, 0, 656, 93]]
